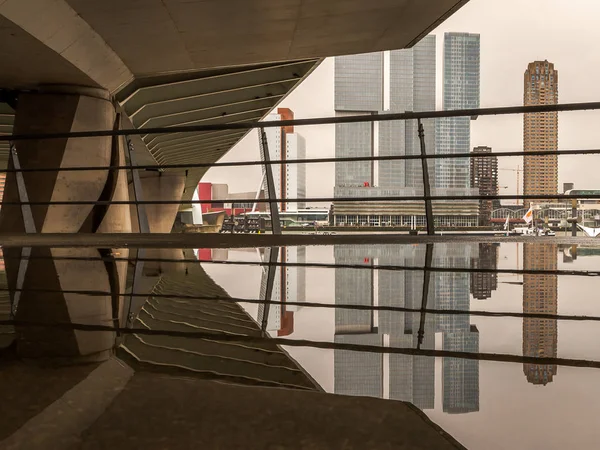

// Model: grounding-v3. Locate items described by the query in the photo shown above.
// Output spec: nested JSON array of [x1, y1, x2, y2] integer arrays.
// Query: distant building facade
[[262, 108, 306, 212], [470, 146, 499, 226], [523, 61, 559, 208], [197, 182, 266, 215], [332, 37, 478, 227], [436, 32, 481, 191]]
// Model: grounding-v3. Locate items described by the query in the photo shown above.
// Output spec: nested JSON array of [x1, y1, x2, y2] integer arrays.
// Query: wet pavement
[[0, 239, 599, 448]]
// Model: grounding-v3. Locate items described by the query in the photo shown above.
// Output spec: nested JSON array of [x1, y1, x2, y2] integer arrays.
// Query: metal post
[[9, 143, 36, 317], [260, 246, 279, 335], [259, 128, 282, 235], [124, 135, 150, 327], [571, 199, 578, 237], [126, 136, 150, 234], [418, 119, 435, 235], [417, 243, 433, 349]]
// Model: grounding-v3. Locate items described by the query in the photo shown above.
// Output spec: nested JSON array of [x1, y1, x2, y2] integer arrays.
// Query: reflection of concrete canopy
[[0, 0, 470, 196]]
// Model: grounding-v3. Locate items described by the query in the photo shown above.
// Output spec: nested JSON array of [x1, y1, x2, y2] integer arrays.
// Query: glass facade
[[335, 122, 373, 187], [334, 37, 437, 221], [435, 33, 480, 190], [334, 52, 383, 112]]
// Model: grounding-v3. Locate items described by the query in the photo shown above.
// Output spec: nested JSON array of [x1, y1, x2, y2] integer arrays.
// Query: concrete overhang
[[0, 0, 470, 200]]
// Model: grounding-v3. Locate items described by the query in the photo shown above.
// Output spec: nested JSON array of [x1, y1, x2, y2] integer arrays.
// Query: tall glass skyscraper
[[333, 35, 478, 227], [334, 38, 436, 193], [435, 32, 480, 190]]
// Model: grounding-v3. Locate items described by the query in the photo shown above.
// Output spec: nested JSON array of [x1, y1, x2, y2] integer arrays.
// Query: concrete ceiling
[[62, 0, 469, 78], [0, 0, 470, 201], [117, 59, 320, 201]]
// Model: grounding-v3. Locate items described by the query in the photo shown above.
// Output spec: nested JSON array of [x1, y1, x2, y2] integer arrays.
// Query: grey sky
[[205, 0, 600, 204]]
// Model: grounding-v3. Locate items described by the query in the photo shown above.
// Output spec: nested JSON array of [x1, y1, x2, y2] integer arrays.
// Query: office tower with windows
[[435, 33, 480, 225], [523, 61, 558, 208], [379, 36, 436, 192], [262, 108, 306, 212], [333, 37, 476, 226], [470, 146, 499, 225]]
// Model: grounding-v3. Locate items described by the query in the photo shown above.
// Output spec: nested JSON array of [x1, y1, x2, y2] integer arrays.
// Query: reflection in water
[[258, 247, 306, 336], [523, 243, 558, 385], [5, 247, 128, 363], [470, 243, 499, 300], [4, 240, 600, 449], [333, 244, 480, 413]]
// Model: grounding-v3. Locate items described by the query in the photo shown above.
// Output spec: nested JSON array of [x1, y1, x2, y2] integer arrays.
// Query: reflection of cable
[[4, 319, 600, 370], [2, 288, 599, 322], [0, 254, 595, 277]]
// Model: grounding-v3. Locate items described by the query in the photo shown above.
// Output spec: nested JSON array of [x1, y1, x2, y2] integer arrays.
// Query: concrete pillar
[[129, 170, 186, 233], [0, 87, 131, 363]]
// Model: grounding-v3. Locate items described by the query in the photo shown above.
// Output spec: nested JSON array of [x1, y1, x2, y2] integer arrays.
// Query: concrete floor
[[76, 373, 466, 450]]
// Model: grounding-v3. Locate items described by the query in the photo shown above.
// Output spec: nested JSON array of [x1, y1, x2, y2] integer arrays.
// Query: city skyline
[[204, 1, 600, 202], [331, 35, 479, 227]]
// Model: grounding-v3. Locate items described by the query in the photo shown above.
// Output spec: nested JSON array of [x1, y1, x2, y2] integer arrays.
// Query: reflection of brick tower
[[522, 244, 558, 385]]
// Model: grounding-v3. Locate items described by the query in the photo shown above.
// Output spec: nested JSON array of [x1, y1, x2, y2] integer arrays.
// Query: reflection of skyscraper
[[334, 245, 434, 406], [443, 325, 480, 413], [470, 243, 499, 300], [434, 243, 474, 333], [522, 243, 558, 385], [334, 244, 480, 413], [433, 243, 480, 413], [258, 247, 306, 336]]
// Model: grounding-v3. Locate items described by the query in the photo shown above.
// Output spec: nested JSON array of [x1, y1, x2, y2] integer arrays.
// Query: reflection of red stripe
[[277, 311, 294, 337], [197, 249, 212, 261]]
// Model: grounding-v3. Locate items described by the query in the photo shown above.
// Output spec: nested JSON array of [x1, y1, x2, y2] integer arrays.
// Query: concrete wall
[[130, 171, 186, 233]]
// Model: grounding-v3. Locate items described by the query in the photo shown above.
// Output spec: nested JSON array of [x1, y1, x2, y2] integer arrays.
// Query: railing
[[1, 101, 600, 235], [1, 101, 600, 374]]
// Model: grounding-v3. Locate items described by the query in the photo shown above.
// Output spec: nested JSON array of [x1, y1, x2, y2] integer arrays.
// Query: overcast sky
[[205, 0, 600, 205]]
